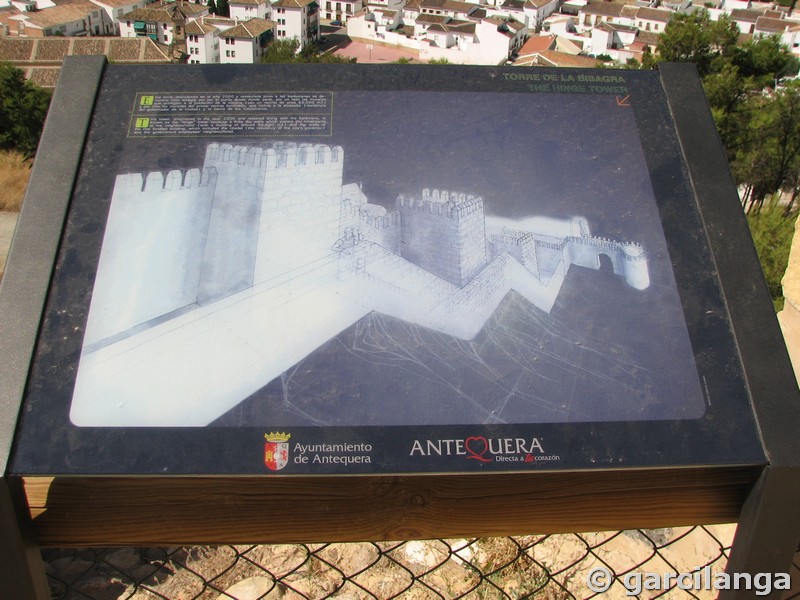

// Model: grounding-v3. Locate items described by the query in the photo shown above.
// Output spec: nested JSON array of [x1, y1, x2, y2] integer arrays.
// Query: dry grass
[[0, 150, 31, 212]]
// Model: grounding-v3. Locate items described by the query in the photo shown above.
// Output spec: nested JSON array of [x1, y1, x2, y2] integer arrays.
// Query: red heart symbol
[[465, 436, 492, 462]]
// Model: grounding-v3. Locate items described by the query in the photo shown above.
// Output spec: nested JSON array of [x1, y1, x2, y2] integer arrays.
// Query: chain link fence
[[43, 524, 800, 599]]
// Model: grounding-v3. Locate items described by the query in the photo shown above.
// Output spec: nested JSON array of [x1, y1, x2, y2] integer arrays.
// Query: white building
[[421, 16, 526, 63], [88, 0, 148, 35], [185, 15, 275, 63], [229, 0, 270, 21], [754, 15, 800, 55], [185, 18, 220, 63], [219, 17, 275, 62], [271, 0, 319, 48], [119, 1, 207, 45], [320, 0, 362, 23], [8, 0, 107, 36]]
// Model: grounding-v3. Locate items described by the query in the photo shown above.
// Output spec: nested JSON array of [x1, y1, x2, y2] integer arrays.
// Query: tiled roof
[[599, 20, 636, 32], [581, 1, 625, 17], [204, 16, 238, 26], [633, 6, 671, 21], [33, 37, 70, 59], [428, 18, 475, 33], [220, 16, 274, 37], [756, 15, 796, 31], [121, 1, 206, 21], [272, 0, 315, 8], [0, 38, 35, 61], [26, 67, 61, 87], [149, 0, 208, 14], [88, 0, 143, 8], [121, 7, 175, 21], [0, 37, 171, 87], [518, 33, 556, 54], [635, 29, 659, 44], [534, 49, 598, 67], [185, 18, 219, 34], [525, 0, 557, 8], [71, 38, 107, 54], [229, 0, 265, 5], [730, 8, 767, 22], [416, 13, 449, 23], [442, 0, 474, 12], [18, 0, 100, 28]]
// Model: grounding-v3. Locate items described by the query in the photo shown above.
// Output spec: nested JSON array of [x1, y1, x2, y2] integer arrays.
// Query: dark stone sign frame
[[0, 58, 798, 598], [6, 60, 771, 477]]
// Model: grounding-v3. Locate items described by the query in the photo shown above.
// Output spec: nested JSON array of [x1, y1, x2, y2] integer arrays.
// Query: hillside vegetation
[[0, 149, 30, 212]]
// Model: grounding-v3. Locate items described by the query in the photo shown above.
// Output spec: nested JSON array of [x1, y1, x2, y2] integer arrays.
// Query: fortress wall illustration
[[198, 144, 270, 304], [489, 230, 540, 278], [83, 168, 216, 347], [341, 197, 401, 251], [397, 190, 488, 287], [253, 143, 345, 285], [566, 236, 649, 290]]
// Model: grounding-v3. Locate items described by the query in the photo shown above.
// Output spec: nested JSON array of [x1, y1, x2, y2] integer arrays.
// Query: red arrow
[[616, 95, 631, 107]]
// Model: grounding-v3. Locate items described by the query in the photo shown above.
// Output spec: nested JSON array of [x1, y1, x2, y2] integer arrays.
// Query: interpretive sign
[[9, 63, 766, 476]]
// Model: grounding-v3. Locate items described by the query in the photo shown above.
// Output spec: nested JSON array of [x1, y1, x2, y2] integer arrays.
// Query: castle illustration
[[71, 142, 650, 427]]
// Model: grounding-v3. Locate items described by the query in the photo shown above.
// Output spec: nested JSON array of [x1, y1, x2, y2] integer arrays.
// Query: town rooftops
[[756, 15, 800, 32], [501, 0, 526, 10], [525, 0, 558, 7], [416, 13, 450, 23], [427, 18, 475, 33], [529, 49, 598, 67], [730, 8, 767, 23], [596, 20, 636, 33], [229, 0, 267, 5], [632, 6, 672, 21], [581, 1, 625, 17], [220, 16, 274, 37], [420, 0, 446, 8], [442, 0, 476, 13], [88, 0, 144, 8], [121, 1, 206, 22], [185, 18, 218, 34], [635, 29, 659, 45], [272, 0, 316, 8], [518, 33, 556, 54], [0, 37, 170, 87], [11, 0, 100, 28]]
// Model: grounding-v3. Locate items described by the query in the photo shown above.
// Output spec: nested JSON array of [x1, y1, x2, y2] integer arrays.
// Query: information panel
[[10, 64, 765, 476]]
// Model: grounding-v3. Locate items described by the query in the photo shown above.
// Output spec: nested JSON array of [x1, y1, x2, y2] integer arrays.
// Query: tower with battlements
[[397, 188, 488, 288]]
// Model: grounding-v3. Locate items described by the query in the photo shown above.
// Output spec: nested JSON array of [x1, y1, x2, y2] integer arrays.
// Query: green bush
[[747, 201, 797, 311], [0, 63, 51, 158]]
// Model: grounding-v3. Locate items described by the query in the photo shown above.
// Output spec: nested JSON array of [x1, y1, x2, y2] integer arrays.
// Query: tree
[[656, 11, 738, 77], [260, 38, 356, 63], [732, 35, 799, 89], [733, 83, 800, 213], [207, 0, 217, 13], [747, 200, 797, 310], [215, 0, 229, 17], [0, 64, 51, 159]]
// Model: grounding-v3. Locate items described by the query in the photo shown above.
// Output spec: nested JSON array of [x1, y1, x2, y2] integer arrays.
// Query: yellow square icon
[[140, 95, 155, 106], [135, 118, 150, 128]]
